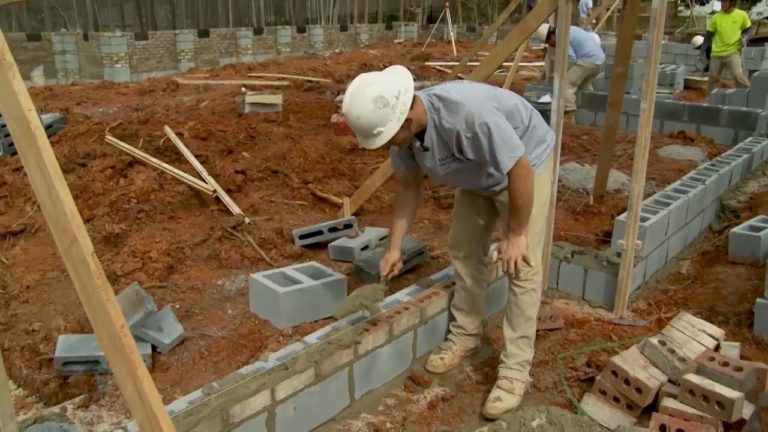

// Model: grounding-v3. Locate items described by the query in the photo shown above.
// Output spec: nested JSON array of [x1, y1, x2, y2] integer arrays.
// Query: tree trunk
[[399, 0, 403, 21], [135, 0, 147, 32], [119, 0, 127, 29], [149, 0, 158, 30], [228, 0, 233, 27], [259, 0, 265, 26], [353, 0, 358, 24], [377, 0, 382, 23], [85, 0, 94, 31], [457, 0, 462, 24], [364, 0, 369, 24], [72, 0, 80, 31], [168, 0, 177, 29], [42, 0, 53, 31]]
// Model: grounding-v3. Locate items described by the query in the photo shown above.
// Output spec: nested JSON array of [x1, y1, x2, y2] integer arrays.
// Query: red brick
[[380, 302, 421, 336], [355, 319, 391, 356], [590, 375, 643, 417], [602, 346, 668, 407], [659, 397, 723, 432], [649, 412, 717, 432], [695, 349, 757, 393], [641, 335, 697, 383], [672, 312, 726, 342], [408, 287, 450, 319], [579, 393, 637, 430], [679, 373, 745, 423]]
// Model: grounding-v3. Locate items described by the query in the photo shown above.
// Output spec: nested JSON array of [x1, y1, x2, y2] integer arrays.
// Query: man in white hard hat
[[341, 66, 555, 419], [705, 0, 753, 91], [691, 34, 711, 73], [537, 23, 605, 121]]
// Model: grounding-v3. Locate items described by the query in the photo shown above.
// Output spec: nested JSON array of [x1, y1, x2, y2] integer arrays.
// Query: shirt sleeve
[[389, 144, 422, 177], [468, 109, 525, 178], [742, 12, 751, 30], [706, 16, 716, 32]]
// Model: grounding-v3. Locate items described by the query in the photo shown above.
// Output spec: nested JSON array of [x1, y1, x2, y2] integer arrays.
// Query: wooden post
[[0, 352, 19, 432], [613, 0, 666, 316], [587, 0, 616, 28], [0, 29, 176, 432], [337, 157, 394, 217], [467, 0, 557, 83], [540, 0, 570, 291], [594, 0, 621, 32], [592, 0, 640, 199], [503, 41, 528, 89], [449, 0, 521, 79]]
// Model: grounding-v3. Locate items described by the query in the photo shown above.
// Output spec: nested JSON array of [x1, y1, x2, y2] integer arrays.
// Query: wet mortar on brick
[[2, 37, 764, 431]]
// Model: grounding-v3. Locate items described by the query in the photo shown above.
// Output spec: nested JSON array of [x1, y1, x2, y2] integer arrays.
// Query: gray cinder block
[[232, 412, 267, 432], [682, 169, 719, 206], [662, 120, 697, 134], [700, 125, 736, 146], [701, 201, 720, 229], [292, 216, 358, 246], [664, 180, 705, 223], [557, 262, 585, 298], [685, 103, 725, 125], [132, 305, 186, 353], [275, 369, 349, 432], [548, 257, 560, 290], [722, 106, 761, 131], [116, 282, 158, 328], [716, 153, 749, 186], [645, 190, 688, 236], [645, 241, 669, 277], [754, 298, 768, 339], [353, 235, 428, 283], [416, 310, 450, 357], [54, 334, 152, 376], [696, 163, 732, 199], [654, 99, 686, 121], [575, 109, 595, 125], [685, 213, 704, 246], [249, 261, 347, 329], [328, 227, 389, 262], [353, 332, 414, 399], [611, 205, 670, 257], [584, 267, 616, 310], [724, 88, 749, 107], [728, 215, 768, 265], [667, 227, 687, 259]]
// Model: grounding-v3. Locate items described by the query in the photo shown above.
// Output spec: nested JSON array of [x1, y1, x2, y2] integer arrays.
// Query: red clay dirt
[[0, 40, 734, 423]]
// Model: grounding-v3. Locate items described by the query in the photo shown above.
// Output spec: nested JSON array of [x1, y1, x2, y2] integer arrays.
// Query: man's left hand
[[499, 234, 532, 279]]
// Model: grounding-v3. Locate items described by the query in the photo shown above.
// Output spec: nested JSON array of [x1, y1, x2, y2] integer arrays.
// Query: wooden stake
[[613, 0, 666, 316], [342, 197, 351, 217], [450, 0, 521, 79], [338, 158, 394, 217], [592, 0, 641, 199], [587, 0, 616, 29], [0, 352, 18, 432], [0, 29, 175, 432], [540, 0, 571, 291], [173, 77, 290, 86], [105, 135, 216, 196], [245, 72, 333, 83], [163, 126, 249, 224], [503, 40, 528, 90], [467, 0, 558, 83], [594, 0, 621, 33]]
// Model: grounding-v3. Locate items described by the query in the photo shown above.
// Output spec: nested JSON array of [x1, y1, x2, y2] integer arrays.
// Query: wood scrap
[[246, 72, 333, 84], [173, 77, 290, 86], [338, 158, 394, 217], [308, 185, 343, 206], [427, 61, 545, 67], [104, 135, 215, 196], [224, 227, 275, 266], [432, 65, 466, 79]]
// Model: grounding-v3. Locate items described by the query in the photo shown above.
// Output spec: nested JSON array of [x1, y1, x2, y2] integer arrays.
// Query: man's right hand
[[379, 248, 403, 278]]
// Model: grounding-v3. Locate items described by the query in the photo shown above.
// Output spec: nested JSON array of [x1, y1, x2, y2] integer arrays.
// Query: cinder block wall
[[6, 32, 57, 82]]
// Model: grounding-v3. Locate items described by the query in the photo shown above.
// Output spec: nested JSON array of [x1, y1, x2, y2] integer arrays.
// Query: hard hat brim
[[352, 65, 415, 150]]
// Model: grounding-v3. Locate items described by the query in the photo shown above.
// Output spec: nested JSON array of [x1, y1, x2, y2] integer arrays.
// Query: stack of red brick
[[580, 311, 767, 431]]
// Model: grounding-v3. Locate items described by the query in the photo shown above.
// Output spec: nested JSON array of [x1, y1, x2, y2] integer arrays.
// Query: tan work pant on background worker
[[708, 51, 751, 91], [446, 155, 554, 384], [565, 61, 602, 112]]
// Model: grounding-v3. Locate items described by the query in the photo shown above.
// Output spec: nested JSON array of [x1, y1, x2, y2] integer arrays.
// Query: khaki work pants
[[565, 61, 602, 112], [709, 51, 751, 92], [446, 155, 554, 383]]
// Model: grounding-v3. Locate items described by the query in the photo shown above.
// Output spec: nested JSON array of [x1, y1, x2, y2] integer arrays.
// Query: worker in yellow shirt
[[705, 0, 753, 92]]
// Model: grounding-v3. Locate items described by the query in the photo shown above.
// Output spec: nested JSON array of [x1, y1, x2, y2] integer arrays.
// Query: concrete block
[[590, 374, 643, 417], [268, 341, 307, 363], [353, 332, 414, 399], [485, 277, 508, 317], [679, 373, 745, 422], [116, 282, 157, 327], [132, 305, 186, 353], [649, 412, 716, 432], [328, 227, 389, 262], [611, 205, 670, 257], [659, 397, 722, 432], [700, 125, 736, 146], [698, 161, 734, 197], [292, 216, 358, 246], [275, 367, 316, 401], [580, 392, 638, 430], [662, 120, 697, 134], [717, 153, 749, 186], [709, 88, 727, 105], [722, 106, 761, 131], [584, 267, 616, 310], [682, 171, 718, 207], [719, 341, 741, 360], [103, 66, 131, 83], [275, 369, 349, 432], [645, 190, 688, 236], [249, 261, 347, 329], [686, 103, 726, 125], [229, 390, 271, 424], [724, 88, 749, 107], [668, 314, 719, 349], [54, 334, 152, 376], [661, 53, 675, 64], [641, 335, 697, 383], [575, 109, 595, 125], [754, 298, 768, 339], [702, 201, 720, 229], [645, 241, 669, 277], [668, 227, 687, 260], [557, 261, 585, 298], [695, 349, 757, 393], [353, 235, 427, 283], [232, 412, 267, 432], [547, 257, 560, 291], [603, 346, 668, 407], [416, 310, 450, 357], [727, 215, 768, 265], [654, 99, 687, 121]]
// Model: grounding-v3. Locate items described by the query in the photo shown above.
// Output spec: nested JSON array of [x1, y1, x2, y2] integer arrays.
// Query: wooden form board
[[0, 29, 175, 431], [540, 0, 572, 291], [244, 92, 283, 105], [467, 0, 559, 83], [337, 158, 394, 217], [245, 72, 332, 84], [503, 41, 529, 90], [174, 77, 290, 86], [449, 0, 522, 79], [592, 0, 641, 198], [588, 0, 617, 28], [613, 0, 667, 316], [594, 0, 622, 33], [0, 352, 18, 432]]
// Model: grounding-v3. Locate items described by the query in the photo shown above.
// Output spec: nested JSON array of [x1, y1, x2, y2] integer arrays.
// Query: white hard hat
[[691, 35, 704, 48], [535, 23, 551, 42], [341, 65, 415, 150]]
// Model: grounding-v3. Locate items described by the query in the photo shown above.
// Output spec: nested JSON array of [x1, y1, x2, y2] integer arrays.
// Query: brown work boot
[[424, 340, 476, 374], [482, 378, 530, 420]]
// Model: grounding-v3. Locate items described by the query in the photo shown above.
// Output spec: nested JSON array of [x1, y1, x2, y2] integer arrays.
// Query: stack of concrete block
[[580, 311, 766, 430], [328, 227, 389, 262], [0, 112, 67, 157], [292, 216, 358, 247], [249, 261, 347, 329], [728, 215, 768, 265], [352, 234, 428, 283], [742, 46, 766, 72], [54, 282, 186, 375], [657, 64, 686, 91]]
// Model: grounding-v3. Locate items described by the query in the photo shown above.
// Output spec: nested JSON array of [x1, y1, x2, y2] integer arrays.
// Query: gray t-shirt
[[390, 81, 555, 196]]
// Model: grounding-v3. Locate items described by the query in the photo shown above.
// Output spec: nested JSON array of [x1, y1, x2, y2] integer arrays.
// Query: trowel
[[332, 275, 389, 320]]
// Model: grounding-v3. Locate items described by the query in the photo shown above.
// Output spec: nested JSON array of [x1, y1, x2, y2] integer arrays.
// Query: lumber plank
[[588, 0, 617, 29], [173, 77, 290, 86], [594, 0, 621, 33], [613, 0, 667, 316], [450, 0, 522, 79], [246, 72, 333, 83], [503, 41, 529, 90], [427, 61, 544, 67], [163, 126, 249, 223], [0, 352, 18, 432], [541, 0, 571, 290], [104, 135, 216, 196], [467, 0, 558, 83], [0, 29, 175, 432], [338, 158, 394, 217], [592, 0, 641, 198]]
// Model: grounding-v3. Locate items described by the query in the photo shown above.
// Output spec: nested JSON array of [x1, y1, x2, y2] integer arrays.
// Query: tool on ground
[[332, 275, 388, 320]]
